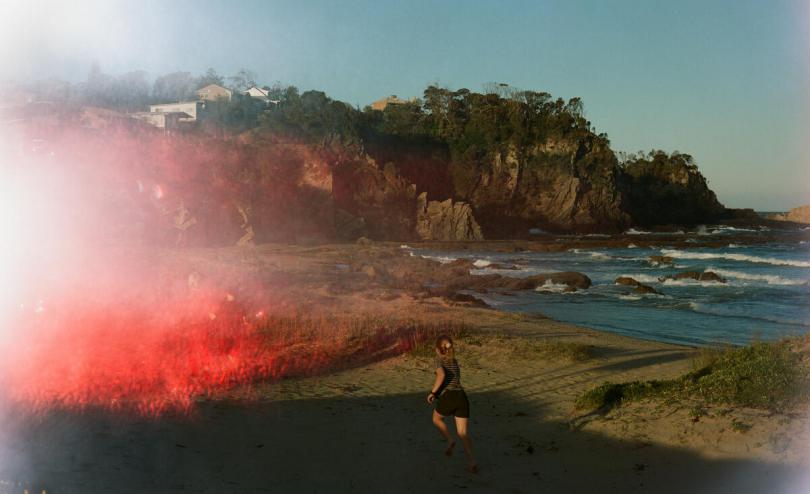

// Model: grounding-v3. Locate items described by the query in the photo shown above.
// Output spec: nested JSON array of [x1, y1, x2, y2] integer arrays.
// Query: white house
[[244, 86, 279, 105], [131, 101, 205, 129], [132, 111, 192, 129], [149, 101, 205, 121]]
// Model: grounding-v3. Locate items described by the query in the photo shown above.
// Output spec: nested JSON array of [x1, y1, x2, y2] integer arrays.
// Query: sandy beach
[[1, 242, 808, 493]]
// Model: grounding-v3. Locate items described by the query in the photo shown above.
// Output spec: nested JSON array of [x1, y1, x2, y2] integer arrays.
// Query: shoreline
[[1, 241, 808, 493]]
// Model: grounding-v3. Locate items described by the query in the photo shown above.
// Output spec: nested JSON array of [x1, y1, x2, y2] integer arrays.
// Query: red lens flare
[[0, 118, 444, 416]]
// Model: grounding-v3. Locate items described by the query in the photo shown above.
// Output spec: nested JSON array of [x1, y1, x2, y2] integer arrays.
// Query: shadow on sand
[[1, 388, 807, 494]]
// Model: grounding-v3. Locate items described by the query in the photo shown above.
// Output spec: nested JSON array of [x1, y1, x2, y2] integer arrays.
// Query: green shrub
[[576, 339, 808, 413], [575, 380, 672, 411], [687, 341, 805, 409]]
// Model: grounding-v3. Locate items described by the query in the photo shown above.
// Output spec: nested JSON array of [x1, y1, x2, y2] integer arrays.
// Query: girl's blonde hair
[[435, 335, 454, 358]]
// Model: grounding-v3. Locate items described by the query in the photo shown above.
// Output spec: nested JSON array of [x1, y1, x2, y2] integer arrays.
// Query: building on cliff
[[370, 95, 415, 111], [196, 84, 232, 101], [243, 86, 279, 105], [131, 101, 205, 129]]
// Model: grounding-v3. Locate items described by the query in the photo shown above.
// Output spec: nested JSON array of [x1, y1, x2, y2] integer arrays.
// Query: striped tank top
[[436, 356, 463, 393]]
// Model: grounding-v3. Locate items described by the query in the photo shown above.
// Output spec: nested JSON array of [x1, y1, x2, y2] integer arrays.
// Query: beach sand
[[1, 243, 808, 493]]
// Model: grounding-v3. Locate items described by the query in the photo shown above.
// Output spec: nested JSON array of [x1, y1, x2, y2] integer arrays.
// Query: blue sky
[[2, 0, 807, 209]]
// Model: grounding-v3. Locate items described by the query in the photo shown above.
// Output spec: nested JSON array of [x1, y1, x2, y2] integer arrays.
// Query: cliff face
[[620, 155, 726, 227], [768, 205, 810, 224], [449, 134, 629, 235], [11, 112, 732, 247]]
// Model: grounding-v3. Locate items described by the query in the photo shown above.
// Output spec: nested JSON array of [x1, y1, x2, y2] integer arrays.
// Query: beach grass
[[576, 338, 808, 412]]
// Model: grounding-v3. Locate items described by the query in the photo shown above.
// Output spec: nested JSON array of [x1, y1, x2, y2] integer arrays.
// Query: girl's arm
[[427, 366, 446, 404]]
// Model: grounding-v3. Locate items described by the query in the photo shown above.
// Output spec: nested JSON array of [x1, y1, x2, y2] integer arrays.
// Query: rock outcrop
[[7, 106, 737, 247], [768, 205, 810, 224], [415, 192, 483, 241], [614, 277, 660, 295], [620, 153, 726, 227], [448, 137, 631, 235], [442, 271, 592, 293], [665, 271, 726, 283]]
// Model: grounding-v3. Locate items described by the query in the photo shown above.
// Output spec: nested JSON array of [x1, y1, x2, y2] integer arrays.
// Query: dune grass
[[576, 339, 808, 412]]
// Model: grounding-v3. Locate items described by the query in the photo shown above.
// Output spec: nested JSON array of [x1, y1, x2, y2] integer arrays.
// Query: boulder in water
[[615, 276, 659, 294], [667, 271, 726, 283], [634, 284, 659, 295], [615, 276, 640, 286], [649, 255, 674, 266]]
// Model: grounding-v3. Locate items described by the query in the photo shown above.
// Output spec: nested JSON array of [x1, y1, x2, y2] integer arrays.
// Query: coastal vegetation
[[576, 339, 809, 413]]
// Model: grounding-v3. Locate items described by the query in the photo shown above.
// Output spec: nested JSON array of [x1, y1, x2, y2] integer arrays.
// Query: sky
[[1, 0, 807, 210]]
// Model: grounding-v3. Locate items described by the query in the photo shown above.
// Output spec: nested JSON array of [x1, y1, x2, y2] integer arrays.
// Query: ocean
[[411, 225, 810, 347]]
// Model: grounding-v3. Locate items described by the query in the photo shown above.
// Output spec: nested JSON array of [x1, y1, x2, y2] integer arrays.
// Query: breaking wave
[[706, 267, 806, 286], [618, 274, 660, 284], [535, 280, 573, 293], [661, 249, 810, 268]]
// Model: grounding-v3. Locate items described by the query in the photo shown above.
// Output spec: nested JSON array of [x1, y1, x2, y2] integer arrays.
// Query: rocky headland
[[768, 205, 810, 224], [5, 85, 784, 248]]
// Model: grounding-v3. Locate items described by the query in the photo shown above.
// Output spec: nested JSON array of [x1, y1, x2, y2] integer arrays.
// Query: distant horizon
[[1, 0, 807, 211]]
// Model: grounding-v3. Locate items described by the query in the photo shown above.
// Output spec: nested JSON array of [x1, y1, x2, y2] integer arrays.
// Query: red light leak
[[0, 119, 421, 417], [0, 282, 424, 416]]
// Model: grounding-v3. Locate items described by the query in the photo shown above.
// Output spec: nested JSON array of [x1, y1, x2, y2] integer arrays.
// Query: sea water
[[411, 227, 810, 346]]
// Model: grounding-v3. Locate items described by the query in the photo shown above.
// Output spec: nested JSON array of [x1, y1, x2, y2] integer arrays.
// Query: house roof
[[245, 86, 269, 97], [196, 84, 232, 94]]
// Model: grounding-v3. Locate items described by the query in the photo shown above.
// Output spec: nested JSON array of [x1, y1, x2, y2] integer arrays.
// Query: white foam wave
[[618, 274, 660, 284], [627, 243, 637, 249], [662, 278, 729, 287], [420, 255, 458, 264], [626, 228, 684, 235], [570, 249, 611, 260], [400, 244, 412, 249], [473, 259, 492, 268], [535, 280, 572, 293], [661, 249, 810, 268], [712, 225, 758, 233], [619, 294, 642, 301], [706, 267, 806, 286], [727, 244, 741, 248]]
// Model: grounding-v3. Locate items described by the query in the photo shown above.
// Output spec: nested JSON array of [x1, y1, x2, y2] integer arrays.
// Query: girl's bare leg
[[432, 410, 455, 454], [454, 417, 477, 472]]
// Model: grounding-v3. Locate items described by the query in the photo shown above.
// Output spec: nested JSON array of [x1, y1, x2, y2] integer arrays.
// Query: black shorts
[[435, 389, 470, 418]]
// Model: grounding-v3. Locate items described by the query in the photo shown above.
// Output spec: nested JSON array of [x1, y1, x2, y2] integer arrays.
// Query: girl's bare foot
[[445, 441, 456, 456], [468, 463, 478, 474]]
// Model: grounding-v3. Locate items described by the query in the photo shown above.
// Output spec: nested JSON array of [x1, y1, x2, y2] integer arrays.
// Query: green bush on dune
[[576, 339, 808, 412], [689, 341, 805, 409]]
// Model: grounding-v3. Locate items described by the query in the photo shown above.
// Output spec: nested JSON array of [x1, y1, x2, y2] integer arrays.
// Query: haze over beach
[[0, 1, 809, 493]]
